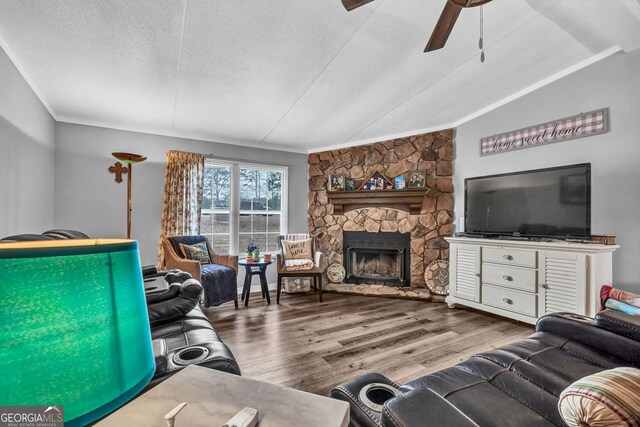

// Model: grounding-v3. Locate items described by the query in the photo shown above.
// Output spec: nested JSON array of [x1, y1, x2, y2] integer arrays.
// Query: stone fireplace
[[308, 129, 454, 301], [344, 231, 410, 287]]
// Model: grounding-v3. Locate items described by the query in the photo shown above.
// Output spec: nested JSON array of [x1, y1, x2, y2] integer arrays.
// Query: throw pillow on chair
[[282, 238, 312, 260], [179, 242, 211, 264]]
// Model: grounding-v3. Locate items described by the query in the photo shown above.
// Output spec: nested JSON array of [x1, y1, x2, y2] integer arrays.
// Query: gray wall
[[454, 50, 640, 291], [0, 46, 55, 237], [54, 123, 308, 288]]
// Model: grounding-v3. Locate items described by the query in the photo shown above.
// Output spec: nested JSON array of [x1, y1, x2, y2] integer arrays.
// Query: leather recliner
[[332, 310, 640, 427], [144, 267, 241, 384]]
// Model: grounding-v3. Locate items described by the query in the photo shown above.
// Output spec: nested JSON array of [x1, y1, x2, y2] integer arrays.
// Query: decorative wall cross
[[108, 161, 127, 183]]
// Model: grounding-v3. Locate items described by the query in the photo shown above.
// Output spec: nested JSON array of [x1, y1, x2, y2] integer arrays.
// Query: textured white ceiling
[[0, 0, 638, 153]]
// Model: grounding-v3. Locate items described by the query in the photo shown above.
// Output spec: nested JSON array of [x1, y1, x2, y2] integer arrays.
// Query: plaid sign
[[480, 108, 609, 156]]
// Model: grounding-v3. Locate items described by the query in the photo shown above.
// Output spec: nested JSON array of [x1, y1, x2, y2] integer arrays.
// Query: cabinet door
[[451, 243, 481, 303], [538, 251, 587, 316]]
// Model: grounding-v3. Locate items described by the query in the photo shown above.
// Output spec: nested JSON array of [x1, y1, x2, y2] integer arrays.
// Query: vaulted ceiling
[[0, 0, 639, 153]]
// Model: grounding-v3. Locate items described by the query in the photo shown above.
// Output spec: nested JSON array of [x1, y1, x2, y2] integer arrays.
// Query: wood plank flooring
[[204, 292, 533, 396]]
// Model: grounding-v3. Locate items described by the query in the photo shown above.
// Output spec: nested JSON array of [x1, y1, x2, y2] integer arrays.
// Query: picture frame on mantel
[[408, 170, 426, 188], [345, 178, 358, 191], [329, 174, 345, 191]]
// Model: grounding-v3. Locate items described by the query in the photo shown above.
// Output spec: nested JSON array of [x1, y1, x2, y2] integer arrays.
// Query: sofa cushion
[[284, 259, 314, 271], [151, 307, 218, 340], [558, 367, 640, 426]]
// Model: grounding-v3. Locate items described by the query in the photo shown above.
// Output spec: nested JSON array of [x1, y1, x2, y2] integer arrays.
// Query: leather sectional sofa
[[332, 310, 640, 427]]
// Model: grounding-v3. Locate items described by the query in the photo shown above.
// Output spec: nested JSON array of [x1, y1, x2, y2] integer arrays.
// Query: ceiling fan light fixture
[[339, 0, 493, 53]]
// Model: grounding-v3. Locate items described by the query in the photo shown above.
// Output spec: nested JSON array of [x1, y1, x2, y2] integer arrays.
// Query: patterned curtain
[[157, 150, 205, 268]]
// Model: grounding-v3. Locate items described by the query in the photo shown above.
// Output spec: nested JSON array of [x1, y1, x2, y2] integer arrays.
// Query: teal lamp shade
[[0, 239, 154, 427]]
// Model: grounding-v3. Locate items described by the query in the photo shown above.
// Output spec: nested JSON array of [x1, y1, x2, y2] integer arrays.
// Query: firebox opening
[[343, 231, 410, 287]]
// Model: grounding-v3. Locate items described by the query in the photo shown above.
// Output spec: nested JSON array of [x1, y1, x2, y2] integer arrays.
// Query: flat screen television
[[465, 163, 591, 239]]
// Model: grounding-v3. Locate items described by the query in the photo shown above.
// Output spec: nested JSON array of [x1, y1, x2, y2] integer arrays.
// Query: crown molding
[[0, 34, 57, 119], [56, 117, 309, 154]]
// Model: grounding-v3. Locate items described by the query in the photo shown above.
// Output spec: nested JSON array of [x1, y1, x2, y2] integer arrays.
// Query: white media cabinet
[[445, 237, 619, 325]]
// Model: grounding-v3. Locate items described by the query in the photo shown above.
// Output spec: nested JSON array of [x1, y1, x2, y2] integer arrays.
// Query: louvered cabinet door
[[450, 243, 481, 303], [538, 251, 587, 316]]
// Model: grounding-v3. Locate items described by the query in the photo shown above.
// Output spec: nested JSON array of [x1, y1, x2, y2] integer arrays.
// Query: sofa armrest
[[596, 309, 640, 342], [535, 312, 596, 335], [165, 257, 201, 280], [162, 239, 202, 279], [207, 246, 238, 273], [536, 312, 640, 366], [276, 253, 284, 273], [382, 388, 478, 427], [147, 278, 203, 327], [212, 254, 238, 273]]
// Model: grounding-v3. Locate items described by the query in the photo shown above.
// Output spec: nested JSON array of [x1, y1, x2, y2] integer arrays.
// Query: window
[[239, 167, 283, 254], [201, 164, 231, 254], [200, 161, 287, 255]]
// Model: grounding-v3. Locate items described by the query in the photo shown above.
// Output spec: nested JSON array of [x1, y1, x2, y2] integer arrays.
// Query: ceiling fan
[[341, 0, 493, 52]]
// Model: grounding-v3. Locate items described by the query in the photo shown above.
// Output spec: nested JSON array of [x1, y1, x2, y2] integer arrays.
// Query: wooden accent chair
[[276, 234, 326, 303], [162, 235, 239, 308]]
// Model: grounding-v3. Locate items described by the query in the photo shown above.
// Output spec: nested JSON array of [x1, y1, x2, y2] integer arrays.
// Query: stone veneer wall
[[308, 129, 454, 296]]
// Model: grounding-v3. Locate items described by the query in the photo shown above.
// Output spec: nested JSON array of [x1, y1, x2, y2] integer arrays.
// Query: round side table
[[239, 259, 273, 307]]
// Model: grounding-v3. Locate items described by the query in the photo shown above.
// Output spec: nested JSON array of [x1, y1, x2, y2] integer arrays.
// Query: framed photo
[[408, 170, 426, 188], [394, 175, 406, 190], [345, 178, 358, 191], [329, 174, 345, 191]]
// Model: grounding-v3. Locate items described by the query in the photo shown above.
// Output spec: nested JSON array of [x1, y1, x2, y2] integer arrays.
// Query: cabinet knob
[[503, 254, 513, 260], [502, 275, 513, 281], [475, 273, 480, 277], [502, 298, 513, 304], [540, 283, 549, 289]]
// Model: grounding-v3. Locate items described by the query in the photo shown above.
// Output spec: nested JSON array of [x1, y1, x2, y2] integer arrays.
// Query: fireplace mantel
[[328, 188, 429, 215]]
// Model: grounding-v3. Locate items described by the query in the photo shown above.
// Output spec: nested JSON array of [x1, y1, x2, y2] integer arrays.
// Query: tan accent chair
[[276, 234, 326, 303], [162, 235, 239, 308]]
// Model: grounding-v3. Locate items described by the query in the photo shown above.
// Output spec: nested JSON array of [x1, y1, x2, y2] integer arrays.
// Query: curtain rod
[[204, 154, 292, 168], [165, 150, 293, 168]]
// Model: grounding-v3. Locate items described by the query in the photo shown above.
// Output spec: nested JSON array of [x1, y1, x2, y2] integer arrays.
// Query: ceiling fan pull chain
[[479, 5, 485, 62]]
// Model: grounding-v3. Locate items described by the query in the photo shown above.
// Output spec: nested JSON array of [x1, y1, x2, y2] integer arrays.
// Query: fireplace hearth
[[343, 231, 410, 287]]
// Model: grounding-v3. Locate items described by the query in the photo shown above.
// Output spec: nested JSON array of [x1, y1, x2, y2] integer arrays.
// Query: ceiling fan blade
[[424, 2, 462, 52], [341, 0, 375, 11], [450, 0, 493, 7]]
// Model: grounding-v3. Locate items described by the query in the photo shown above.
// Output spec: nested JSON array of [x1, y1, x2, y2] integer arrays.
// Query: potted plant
[[247, 242, 260, 261]]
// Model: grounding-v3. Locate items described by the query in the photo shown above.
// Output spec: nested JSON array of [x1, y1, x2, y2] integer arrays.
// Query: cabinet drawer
[[483, 247, 536, 268], [482, 263, 537, 292], [482, 284, 537, 317]]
